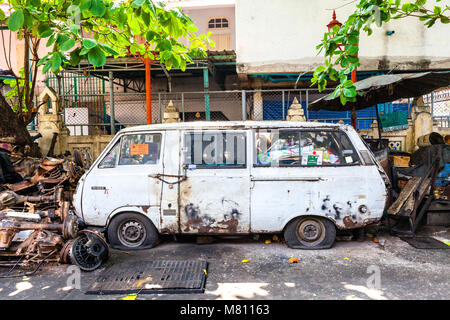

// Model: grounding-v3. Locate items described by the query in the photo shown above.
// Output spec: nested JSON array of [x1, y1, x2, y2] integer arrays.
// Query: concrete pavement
[[0, 226, 448, 300]]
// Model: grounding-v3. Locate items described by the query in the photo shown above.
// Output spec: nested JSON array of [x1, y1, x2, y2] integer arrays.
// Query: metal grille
[[87, 260, 208, 295], [423, 88, 450, 128]]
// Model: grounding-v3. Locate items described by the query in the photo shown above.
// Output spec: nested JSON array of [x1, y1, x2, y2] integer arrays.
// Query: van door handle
[[251, 177, 325, 182], [148, 173, 187, 184]]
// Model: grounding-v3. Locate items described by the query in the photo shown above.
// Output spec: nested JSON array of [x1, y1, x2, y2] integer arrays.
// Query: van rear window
[[254, 129, 359, 166]]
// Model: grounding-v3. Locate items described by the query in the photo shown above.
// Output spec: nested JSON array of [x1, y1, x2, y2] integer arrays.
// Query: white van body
[[73, 121, 388, 249]]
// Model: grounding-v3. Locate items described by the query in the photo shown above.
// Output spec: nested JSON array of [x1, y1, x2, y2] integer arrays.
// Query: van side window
[[255, 130, 359, 166], [98, 140, 121, 168], [118, 133, 162, 165], [255, 130, 301, 165], [184, 132, 246, 168], [338, 133, 360, 164]]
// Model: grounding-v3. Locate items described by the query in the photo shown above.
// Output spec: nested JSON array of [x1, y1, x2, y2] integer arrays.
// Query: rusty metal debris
[[0, 147, 108, 273]]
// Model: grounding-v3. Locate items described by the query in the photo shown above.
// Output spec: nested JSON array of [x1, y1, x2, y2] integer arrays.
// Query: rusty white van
[[73, 121, 389, 250]]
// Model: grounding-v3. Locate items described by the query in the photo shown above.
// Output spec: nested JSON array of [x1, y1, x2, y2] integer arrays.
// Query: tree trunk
[[0, 92, 41, 157]]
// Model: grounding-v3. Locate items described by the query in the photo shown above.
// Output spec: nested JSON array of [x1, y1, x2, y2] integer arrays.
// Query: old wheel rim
[[118, 220, 146, 248], [296, 218, 326, 245]]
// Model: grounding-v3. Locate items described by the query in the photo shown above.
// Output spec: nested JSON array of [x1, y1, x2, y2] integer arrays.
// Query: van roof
[[119, 121, 347, 134]]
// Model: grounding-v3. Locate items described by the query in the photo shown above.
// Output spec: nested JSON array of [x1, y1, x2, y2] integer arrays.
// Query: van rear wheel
[[108, 213, 158, 250], [284, 216, 336, 249]]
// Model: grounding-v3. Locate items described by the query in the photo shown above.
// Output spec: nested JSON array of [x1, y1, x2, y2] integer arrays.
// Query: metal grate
[[400, 237, 450, 249], [86, 260, 208, 295]]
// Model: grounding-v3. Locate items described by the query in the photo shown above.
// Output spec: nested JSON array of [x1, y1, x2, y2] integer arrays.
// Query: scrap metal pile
[[386, 134, 450, 235], [0, 146, 108, 273]]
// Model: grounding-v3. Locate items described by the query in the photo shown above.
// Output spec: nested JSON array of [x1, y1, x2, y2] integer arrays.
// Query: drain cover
[[86, 260, 208, 295], [400, 236, 450, 249]]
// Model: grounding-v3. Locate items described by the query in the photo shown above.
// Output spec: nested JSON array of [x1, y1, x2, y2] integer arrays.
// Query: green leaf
[[88, 46, 106, 67], [8, 10, 24, 32], [314, 65, 326, 74], [99, 43, 119, 56], [341, 57, 350, 67], [141, 10, 150, 25], [69, 48, 82, 66], [51, 54, 62, 73], [159, 39, 172, 51], [80, 0, 92, 11], [132, 0, 145, 8], [331, 88, 341, 99], [415, 0, 426, 6], [145, 30, 158, 42], [147, 0, 157, 18], [340, 93, 347, 106], [61, 38, 76, 51], [70, 24, 81, 34], [347, 45, 359, 55], [37, 56, 48, 67], [46, 34, 56, 47], [90, 0, 106, 17], [402, 3, 412, 12], [441, 16, 450, 24], [38, 23, 53, 38], [348, 35, 359, 45], [0, 9, 5, 21], [343, 87, 357, 98], [343, 80, 354, 87], [83, 38, 97, 49], [23, 10, 33, 28], [180, 58, 186, 72]]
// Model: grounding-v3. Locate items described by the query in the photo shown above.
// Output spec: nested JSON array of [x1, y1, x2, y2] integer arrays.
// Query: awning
[[309, 71, 450, 111]]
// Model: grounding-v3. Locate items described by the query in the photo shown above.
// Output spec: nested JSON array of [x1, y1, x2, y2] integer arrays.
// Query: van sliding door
[[178, 130, 251, 234]]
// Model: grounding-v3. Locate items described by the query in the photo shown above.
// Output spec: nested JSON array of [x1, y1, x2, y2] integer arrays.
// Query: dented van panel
[[73, 121, 388, 238]]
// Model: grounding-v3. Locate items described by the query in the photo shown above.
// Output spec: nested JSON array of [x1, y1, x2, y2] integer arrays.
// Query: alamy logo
[[66, 265, 81, 290], [366, 265, 381, 290]]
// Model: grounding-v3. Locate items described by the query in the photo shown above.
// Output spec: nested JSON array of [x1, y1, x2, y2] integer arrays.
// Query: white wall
[[235, 0, 450, 75], [182, 6, 236, 50]]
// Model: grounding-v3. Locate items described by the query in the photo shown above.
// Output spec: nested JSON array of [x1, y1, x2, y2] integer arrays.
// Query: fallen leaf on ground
[[272, 235, 279, 242], [122, 294, 138, 300], [241, 259, 249, 263], [137, 277, 153, 287], [289, 257, 300, 264], [372, 237, 379, 243], [344, 257, 351, 261], [265, 240, 271, 244], [203, 269, 207, 275]]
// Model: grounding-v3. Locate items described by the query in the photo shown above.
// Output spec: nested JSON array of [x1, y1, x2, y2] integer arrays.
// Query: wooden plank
[[387, 177, 421, 215]]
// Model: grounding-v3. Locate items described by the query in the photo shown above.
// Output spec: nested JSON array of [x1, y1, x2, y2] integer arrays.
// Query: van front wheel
[[284, 216, 336, 249], [107, 213, 158, 250]]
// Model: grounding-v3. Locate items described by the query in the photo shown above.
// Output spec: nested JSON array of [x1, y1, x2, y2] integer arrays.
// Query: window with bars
[[208, 17, 229, 29]]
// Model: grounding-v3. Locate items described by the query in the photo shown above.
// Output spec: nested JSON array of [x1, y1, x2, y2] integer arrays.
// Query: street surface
[[0, 226, 448, 300]]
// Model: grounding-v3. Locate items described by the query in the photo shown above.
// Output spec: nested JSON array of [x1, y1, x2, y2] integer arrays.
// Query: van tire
[[107, 213, 158, 250], [284, 216, 336, 250]]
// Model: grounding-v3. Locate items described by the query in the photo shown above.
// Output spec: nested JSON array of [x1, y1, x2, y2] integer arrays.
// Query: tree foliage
[[0, 0, 212, 124], [311, 0, 449, 105]]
